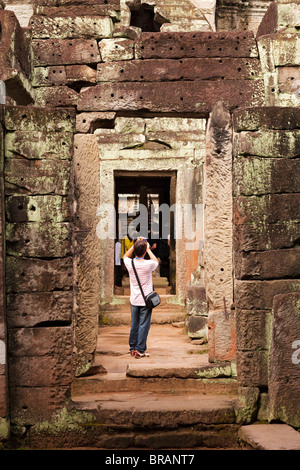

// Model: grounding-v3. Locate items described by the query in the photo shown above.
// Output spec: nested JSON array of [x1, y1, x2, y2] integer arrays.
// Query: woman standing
[[123, 237, 158, 358]]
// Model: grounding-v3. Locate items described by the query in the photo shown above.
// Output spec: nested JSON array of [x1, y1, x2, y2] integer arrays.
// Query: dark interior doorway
[[114, 171, 176, 295], [130, 4, 162, 32]]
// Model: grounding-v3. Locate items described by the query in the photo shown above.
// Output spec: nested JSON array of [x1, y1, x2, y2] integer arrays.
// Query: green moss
[[0, 418, 10, 441], [100, 315, 109, 325], [34, 407, 96, 435]]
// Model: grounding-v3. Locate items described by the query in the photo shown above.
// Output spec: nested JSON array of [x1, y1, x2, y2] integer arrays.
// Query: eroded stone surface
[[269, 292, 300, 428], [30, 15, 113, 39]]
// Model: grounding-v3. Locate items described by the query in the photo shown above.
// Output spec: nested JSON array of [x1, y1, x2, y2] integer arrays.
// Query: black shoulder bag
[[131, 259, 161, 309]]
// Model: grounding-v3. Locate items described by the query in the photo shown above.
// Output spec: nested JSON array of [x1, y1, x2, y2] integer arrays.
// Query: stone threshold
[[72, 392, 239, 428], [238, 423, 300, 450], [126, 361, 236, 379]]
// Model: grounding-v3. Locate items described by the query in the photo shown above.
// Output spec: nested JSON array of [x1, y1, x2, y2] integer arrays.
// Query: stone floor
[[72, 323, 239, 396], [71, 324, 300, 450]]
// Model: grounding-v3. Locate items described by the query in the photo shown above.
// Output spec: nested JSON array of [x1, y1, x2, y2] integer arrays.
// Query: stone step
[[122, 276, 170, 287], [238, 423, 300, 450], [65, 392, 240, 449], [122, 286, 172, 295], [100, 309, 187, 325], [71, 392, 239, 449], [72, 371, 238, 396], [100, 296, 187, 325], [69, 324, 240, 450], [73, 392, 238, 428], [72, 325, 238, 397], [117, 277, 172, 295]]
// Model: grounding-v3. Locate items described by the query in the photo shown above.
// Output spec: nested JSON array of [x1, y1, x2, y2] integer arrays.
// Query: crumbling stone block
[[234, 129, 300, 158], [186, 284, 207, 316], [4, 159, 71, 195], [208, 310, 236, 362], [234, 222, 300, 253], [76, 112, 116, 133], [32, 65, 97, 87], [6, 222, 72, 258], [233, 106, 300, 131], [33, 0, 121, 16], [235, 247, 300, 280], [269, 292, 300, 428], [9, 386, 71, 424], [257, 1, 300, 38], [4, 106, 76, 132], [32, 66, 67, 87], [32, 39, 101, 66], [236, 309, 272, 352], [5, 256, 73, 293], [34, 86, 80, 107], [6, 292, 73, 328], [113, 25, 142, 40], [0, 10, 32, 80], [5, 130, 73, 160], [233, 157, 300, 196], [30, 15, 113, 39], [99, 38, 134, 61], [185, 285, 208, 338], [236, 350, 269, 387], [258, 33, 300, 67], [185, 315, 207, 339], [278, 67, 300, 94], [135, 31, 259, 59], [78, 80, 264, 113], [97, 57, 262, 82], [34, 4, 119, 18], [6, 195, 70, 223], [235, 386, 260, 424], [235, 279, 300, 310]]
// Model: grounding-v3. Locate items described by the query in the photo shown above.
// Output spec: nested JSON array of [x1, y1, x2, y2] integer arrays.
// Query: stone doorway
[[73, 115, 206, 375], [114, 171, 176, 296]]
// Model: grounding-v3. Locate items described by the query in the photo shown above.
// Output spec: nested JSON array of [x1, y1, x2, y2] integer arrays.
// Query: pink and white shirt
[[123, 257, 158, 306]]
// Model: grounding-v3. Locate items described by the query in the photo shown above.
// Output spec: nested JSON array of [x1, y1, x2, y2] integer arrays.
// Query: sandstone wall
[[216, 0, 271, 33], [0, 9, 33, 105], [28, 0, 264, 377], [0, 107, 9, 442], [233, 106, 300, 423], [3, 106, 76, 426], [1, 0, 299, 436], [257, 1, 300, 108], [205, 101, 235, 362], [269, 292, 300, 428]]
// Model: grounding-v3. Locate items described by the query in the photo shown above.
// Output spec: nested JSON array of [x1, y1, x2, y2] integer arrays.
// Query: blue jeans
[[129, 304, 152, 353]]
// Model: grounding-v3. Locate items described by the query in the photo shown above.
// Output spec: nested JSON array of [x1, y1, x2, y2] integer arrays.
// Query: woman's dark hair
[[134, 239, 147, 257]]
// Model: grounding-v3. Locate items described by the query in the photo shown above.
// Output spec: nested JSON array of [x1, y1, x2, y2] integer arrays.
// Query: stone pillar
[[204, 101, 235, 362], [216, 0, 271, 33], [257, 0, 300, 108], [73, 133, 102, 377], [233, 106, 300, 390], [4, 106, 76, 425], [269, 292, 300, 428], [4, 0, 34, 27], [0, 107, 9, 444], [185, 284, 208, 340]]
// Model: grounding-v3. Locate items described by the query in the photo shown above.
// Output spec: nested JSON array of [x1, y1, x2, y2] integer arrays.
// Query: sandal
[[135, 351, 150, 358]]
